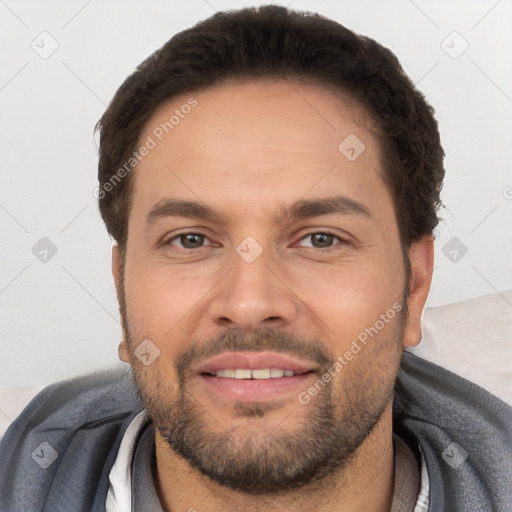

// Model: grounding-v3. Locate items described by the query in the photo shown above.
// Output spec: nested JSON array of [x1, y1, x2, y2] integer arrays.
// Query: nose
[[207, 244, 299, 331]]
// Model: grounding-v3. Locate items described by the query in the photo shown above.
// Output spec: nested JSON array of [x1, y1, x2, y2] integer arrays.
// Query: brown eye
[[168, 233, 208, 249], [297, 232, 343, 249], [310, 233, 335, 248]]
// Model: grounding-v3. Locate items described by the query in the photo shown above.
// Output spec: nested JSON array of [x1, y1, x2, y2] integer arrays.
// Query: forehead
[[129, 79, 392, 224]]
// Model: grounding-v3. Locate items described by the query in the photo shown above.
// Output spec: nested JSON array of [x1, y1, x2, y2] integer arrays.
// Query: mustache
[[176, 327, 334, 379]]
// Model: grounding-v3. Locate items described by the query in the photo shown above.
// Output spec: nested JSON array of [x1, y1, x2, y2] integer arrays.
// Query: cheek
[[123, 258, 192, 353], [286, 254, 404, 343], [123, 254, 232, 370]]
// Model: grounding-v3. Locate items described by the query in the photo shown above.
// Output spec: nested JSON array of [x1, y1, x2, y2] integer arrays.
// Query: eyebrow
[[146, 195, 371, 225], [277, 195, 371, 223], [147, 199, 218, 223]]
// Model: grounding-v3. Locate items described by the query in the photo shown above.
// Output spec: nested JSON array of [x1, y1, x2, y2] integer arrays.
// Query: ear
[[403, 236, 434, 347], [112, 243, 130, 364]]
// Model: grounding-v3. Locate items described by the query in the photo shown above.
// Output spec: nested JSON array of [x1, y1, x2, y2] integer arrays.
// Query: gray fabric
[[131, 423, 164, 512], [393, 353, 512, 511], [0, 367, 143, 512], [0, 352, 511, 511]]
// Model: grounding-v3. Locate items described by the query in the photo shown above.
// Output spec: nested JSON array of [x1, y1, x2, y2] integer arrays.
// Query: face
[[113, 79, 430, 493]]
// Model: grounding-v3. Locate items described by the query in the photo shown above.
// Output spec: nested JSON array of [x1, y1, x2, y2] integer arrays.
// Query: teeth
[[252, 369, 271, 379], [212, 368, 297, 379], [234, 369, 252, 379], [216, 369, 235, 378]]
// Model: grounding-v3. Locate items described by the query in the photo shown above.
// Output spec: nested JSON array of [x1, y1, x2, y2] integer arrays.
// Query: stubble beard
[[124, 322, 404, 494], [117, 249, 407, 494]]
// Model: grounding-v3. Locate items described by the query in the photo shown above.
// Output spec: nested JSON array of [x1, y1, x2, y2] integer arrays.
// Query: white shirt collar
[[106, 410, 149, 512]]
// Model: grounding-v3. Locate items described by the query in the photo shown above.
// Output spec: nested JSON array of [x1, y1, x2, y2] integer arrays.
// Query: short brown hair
[[95, 5, 444, 251]]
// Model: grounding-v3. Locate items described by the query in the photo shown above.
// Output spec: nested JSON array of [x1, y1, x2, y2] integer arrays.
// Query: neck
[[154, 404, 397, 512]]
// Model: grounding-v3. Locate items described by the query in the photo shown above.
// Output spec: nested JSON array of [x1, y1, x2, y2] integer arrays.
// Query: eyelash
[[164, 231, 349, 250]]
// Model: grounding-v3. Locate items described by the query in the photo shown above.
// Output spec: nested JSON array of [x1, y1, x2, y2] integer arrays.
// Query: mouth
[[205, 368, 304, 379], [195, 351, 318, 402]]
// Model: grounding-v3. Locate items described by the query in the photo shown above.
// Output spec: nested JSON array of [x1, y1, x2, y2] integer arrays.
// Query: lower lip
[[199, 373, 314, 402]]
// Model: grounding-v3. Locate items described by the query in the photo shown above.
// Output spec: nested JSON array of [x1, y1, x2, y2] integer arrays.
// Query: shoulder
[[395, 352, 512, 511], [4, 366, 142, 435], [0, 366, 144, 511]]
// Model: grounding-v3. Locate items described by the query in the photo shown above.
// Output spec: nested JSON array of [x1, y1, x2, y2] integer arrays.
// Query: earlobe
[[118, 340, 130, 364], [403, 237, 434, 347]]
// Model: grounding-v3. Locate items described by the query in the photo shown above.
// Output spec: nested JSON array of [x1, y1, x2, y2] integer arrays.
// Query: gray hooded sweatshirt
[[0, 352, 511, 511]]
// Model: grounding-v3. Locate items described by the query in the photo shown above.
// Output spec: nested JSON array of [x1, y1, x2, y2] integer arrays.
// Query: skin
[[112, 79, 433, 511]]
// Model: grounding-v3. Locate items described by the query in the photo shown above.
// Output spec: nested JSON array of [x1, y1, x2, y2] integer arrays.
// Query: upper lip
[[195, 351, 318, 375]]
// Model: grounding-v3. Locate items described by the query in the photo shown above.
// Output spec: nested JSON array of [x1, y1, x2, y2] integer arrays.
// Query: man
[[0, 5, 510, 512]]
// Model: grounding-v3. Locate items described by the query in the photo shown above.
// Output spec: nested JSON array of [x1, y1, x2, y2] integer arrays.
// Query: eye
[[296, 232, 346, 249], [167, 233, 212, 249]]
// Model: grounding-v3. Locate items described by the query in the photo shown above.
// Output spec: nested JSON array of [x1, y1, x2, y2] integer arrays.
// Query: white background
[[1, 0, 511, 387]]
